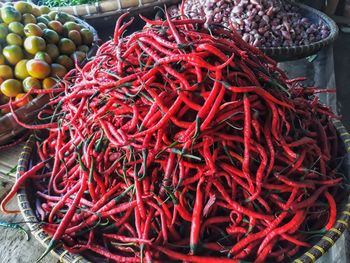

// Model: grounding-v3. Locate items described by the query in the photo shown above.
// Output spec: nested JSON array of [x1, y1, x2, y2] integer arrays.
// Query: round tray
[[16, 119, 350, 263], [0, 15, 99, 147], [260, 2, 339, 62]]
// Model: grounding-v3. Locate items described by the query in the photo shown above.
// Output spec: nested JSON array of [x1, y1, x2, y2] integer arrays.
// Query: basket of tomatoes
[[0, 1, 99, 146]]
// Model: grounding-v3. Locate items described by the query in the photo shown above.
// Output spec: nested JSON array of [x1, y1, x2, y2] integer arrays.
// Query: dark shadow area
[[334, 32, 350, 131]]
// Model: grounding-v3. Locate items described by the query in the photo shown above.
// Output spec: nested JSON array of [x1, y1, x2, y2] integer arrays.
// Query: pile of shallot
[[169, 0, 330, 47]]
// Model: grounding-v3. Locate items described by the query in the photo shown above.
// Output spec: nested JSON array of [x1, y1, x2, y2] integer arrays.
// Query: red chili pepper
[[324, 191, 336, 230], [280, 233, 311, 247], [242, 95, 254, 193], [9, 99, 57, 129], [113, 12, 130, 44], [1, 161, 46, 213], [213, 181, 274, 221], [3, 12, 343, 263], [258, 211, 306, 255], [255, 236, 278, 263], [248, 143, 268, 202], [48, 182, 82, 223], [291, 185, 329, 211], [37, 170, 89, 262], [190, 177, 204, 254], [138, 37, 176, 56]]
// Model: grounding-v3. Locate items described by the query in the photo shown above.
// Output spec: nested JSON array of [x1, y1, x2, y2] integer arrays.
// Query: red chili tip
[[190, 243, 199, 255], [113, 12, 130, 44]]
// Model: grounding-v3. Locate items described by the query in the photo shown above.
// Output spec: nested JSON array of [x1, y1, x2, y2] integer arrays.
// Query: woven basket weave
[[48, 0, 180, 26], [15, 120, 350, 263], [0, 16, 99, 147], [52, 0, 177, 17]]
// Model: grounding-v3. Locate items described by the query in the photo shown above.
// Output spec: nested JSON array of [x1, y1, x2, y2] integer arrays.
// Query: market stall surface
[[0, 147, 55, 263]]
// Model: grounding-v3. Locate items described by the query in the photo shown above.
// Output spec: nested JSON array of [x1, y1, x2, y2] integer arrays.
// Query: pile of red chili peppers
[[0, 10, 346, 263]]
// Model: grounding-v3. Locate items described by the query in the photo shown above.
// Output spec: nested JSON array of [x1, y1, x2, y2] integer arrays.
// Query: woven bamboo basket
[[160, 1, 338, 62], [259, 2, 338, 62], [15, 119, 350, 263], [0, 16, 99, 147], [33, 0, 181, 28]]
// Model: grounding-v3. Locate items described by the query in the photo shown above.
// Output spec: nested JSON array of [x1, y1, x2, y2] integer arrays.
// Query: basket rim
[[0, 14, 99, 146], [50, 0, 181, 19], [15, 120, 350, 263], [50, 0, 160, 9]]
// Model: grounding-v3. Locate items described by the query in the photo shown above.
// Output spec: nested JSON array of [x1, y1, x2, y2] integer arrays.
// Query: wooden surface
[[0, 146, 56, 263], [0, 175, 59, 263]]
